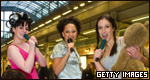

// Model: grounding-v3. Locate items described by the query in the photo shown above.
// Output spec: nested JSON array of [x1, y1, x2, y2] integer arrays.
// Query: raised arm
[[7, 39, 36, 73], [53, 42, 74, 75], [35, 48, 46, 67], [93, 49, 108, 79], [30, 36, 46, 67], [53, 51, 70, 75]]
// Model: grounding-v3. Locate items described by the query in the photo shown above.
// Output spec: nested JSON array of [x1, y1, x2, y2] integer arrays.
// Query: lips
[[68, 37, 74, 41], [102, 34, 108, 39]]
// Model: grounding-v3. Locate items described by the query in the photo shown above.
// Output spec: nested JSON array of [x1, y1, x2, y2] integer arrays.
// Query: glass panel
[[36, 13, 41, 19], [1, 11, 3, 20], [5, 21, 11, 29], [1, 32, 3, 38], [25, 8, 33, 13], [18, 5, 26, 9], [5, 11, 12, 20], [3, 32, 8, 38], [43, 8, 48, 15], [1, 21, 3, 31], [10, 33, 12, 38], [1, 1, 7, 6], [9, 1, 18, 4], [4, 21, 11, 31]]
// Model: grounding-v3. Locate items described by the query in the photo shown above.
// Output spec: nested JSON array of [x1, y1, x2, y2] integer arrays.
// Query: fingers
[[126, 46, 137, 54], [126, 51, 132, 57], [135, 46, 140, 52], [94, 49, 104, 58], [126, 46, 142, 59], [30, 36, 38, 43]]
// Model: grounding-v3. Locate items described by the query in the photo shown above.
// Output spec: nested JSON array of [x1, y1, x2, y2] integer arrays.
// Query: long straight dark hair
[[95, 14, 117, 56]]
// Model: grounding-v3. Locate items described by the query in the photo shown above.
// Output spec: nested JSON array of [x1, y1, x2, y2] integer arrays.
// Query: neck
[[12, 36, 24, 45], [106, 37, 115, 48]]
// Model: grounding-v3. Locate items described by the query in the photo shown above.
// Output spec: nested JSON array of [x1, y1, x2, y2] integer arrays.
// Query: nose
[[102, 28, 106, 33], [69, 32, 73, 37], [70, 32, 73, 36]]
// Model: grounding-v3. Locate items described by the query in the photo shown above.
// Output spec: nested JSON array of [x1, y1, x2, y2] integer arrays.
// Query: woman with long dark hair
[[93, 14, 149, 79]]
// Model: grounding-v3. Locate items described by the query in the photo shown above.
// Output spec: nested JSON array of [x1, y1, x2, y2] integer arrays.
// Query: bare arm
[[93, 49, 108, 79], [122, 37, 149, 67], [140, 55, 149, 67], [53, 51, 70, 75], [30, 36, 46, 67], [7, 45, 35, 73], [35, 48, 46, 67], [94, 59, 106, 71]]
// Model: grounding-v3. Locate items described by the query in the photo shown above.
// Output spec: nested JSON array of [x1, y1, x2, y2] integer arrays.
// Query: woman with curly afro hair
[[51, 16, 82, 79]]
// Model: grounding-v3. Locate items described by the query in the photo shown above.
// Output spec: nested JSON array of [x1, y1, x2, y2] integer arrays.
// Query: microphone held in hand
[[95, 39, 106, 62], [23, 34, 39, 48], [67, 38, 74, 52]]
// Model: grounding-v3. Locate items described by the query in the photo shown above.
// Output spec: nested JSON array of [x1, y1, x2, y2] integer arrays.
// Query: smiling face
[[62, 23, 78, 43], [98, 18, 114, 42], [13, 21, 29, 40]]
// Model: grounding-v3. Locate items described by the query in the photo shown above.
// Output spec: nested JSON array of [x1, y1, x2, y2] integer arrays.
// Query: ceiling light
[[80, 3, 85, 7], [30, 30, 33, 32], [33, 27, 38, 30], [83, 30, 96, 35], [73, 6, 78, 10], [1, 44, 6, 48], [39, 44, 44, 46], [88, 1, 92, 3], [53, 15, 61, 20], [55, 38, 63, 42], [79, 37, 88, 41], [45, 20, 52, 24], [39, 24, 45, 27], [49, 45, 54, 47], [119, 29, 126, 32], [62, 10, 72, 15], [132, 16, 149, 22], [7, 40, 13, 44]]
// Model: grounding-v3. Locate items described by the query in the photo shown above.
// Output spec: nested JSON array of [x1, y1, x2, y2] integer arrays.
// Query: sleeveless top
[[102, 37, 123, 79], [51, 40, 82, 79], [8, 44, 39, 79]]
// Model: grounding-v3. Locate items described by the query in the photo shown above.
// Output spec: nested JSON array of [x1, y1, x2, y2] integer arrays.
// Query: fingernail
[[127, 51, 128, 53]]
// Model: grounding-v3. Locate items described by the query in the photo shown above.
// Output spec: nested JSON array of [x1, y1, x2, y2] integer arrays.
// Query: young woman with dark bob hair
[[7, 12, 46, 79]]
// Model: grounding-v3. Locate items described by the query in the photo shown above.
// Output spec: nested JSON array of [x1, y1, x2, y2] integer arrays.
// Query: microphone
[[23, 34, 39, 48], [67, 38, 74, 52], [95, 39, 106, 62]]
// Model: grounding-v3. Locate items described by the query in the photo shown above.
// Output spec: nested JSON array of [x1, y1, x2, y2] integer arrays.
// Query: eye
[[66, 31, 69, 33], [19, 26, 23, 29], [98, 27, 102, 29], [72, 30, 76, 33], [106, 25, 109, 28]]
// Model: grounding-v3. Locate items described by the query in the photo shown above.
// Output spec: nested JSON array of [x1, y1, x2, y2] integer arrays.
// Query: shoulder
[[7, 44, 19, 52], [53, 41, 65, 50], [7, 45, 20, 59]]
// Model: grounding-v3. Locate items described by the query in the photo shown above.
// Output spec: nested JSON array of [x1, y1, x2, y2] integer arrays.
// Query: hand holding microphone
[[23, 34, 39, 48], [67, 38, 74, 52], [95, 39, 106, 62]]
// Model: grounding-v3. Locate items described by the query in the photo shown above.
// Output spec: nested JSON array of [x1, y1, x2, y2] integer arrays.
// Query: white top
[[50, 40, 82, 79], [102, 37, 123, 79]]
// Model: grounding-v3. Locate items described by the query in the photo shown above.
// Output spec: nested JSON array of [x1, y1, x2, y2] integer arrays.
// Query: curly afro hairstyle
[[57, 16, 81, 39]]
